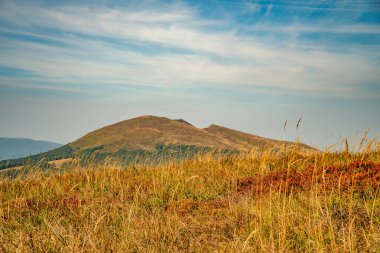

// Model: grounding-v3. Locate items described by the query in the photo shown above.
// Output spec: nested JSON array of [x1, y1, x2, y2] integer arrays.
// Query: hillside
[[0, 138, 62, 160], [70, 115, 310, 152], [1, 150, 379, 252]]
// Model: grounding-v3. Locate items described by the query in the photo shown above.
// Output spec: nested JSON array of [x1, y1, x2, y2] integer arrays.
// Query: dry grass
[[237, 161, 380, 194], [48, 158, 73, 167], [0, 149, 379, 252]]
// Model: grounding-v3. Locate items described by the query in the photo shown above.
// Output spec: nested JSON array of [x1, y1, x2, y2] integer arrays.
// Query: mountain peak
[[136, 115, 160, 119], [174, 119, 194, 127]]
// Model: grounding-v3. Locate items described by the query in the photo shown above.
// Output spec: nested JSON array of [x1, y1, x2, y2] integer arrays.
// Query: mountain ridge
[[69, 115, 313, 152], [0, 115, 315, 169]]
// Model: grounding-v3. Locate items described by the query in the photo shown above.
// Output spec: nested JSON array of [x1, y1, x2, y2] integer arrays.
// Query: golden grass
[[0, 149, 379, 252], [48, 158, 73, 167]]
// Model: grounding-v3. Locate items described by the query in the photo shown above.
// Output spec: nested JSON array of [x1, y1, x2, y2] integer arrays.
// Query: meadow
[[0, 144, 379, 252]]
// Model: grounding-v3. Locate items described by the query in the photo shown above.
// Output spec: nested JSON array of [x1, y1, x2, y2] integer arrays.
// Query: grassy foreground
[[0, 149, 379, 252]]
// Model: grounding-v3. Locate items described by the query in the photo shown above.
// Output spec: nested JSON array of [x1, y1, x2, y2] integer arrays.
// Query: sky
[[0, 0, 379, 150]]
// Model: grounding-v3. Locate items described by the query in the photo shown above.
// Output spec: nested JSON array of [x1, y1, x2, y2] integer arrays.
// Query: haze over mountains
[[0, 138, 62, 160]]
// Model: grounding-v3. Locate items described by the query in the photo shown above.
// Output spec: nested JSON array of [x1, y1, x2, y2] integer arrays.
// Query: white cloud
[[0, 1, 379, 97]]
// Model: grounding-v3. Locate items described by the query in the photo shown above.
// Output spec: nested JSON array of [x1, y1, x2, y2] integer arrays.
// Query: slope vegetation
[[1, 151, 379, 252]]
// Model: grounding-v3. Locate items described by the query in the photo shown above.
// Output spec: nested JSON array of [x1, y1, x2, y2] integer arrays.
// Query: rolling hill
[[0, 115, 314, 169], [70, 115, 309, 152], [0, 138, 62, 161]]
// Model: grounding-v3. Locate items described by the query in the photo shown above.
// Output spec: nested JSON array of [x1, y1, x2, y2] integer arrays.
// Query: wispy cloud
[[0, 0, 379, 146], [0, 0, 379, 97]]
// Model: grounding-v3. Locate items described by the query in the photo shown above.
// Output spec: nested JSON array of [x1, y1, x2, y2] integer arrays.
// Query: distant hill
[[0, 138, 62, 160], [70, 115, 312, 152], [0, 116, 315, 169]]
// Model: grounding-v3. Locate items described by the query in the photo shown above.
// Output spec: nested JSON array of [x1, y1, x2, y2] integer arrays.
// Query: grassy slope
[[203, 124, 312, 151], [0, 150, 379, 252]]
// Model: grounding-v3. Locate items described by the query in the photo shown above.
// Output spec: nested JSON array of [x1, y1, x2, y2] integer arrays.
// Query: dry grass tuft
[[237, 161, 380, 194]]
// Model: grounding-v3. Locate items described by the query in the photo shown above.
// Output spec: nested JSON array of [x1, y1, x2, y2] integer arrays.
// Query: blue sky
[[0, 0, 379, 149]]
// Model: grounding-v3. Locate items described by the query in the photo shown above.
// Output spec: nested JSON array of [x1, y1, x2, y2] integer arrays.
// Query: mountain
[[0, 116, 315, 169], [0, 138, 62, 160], [70, 115, 311, 152]]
